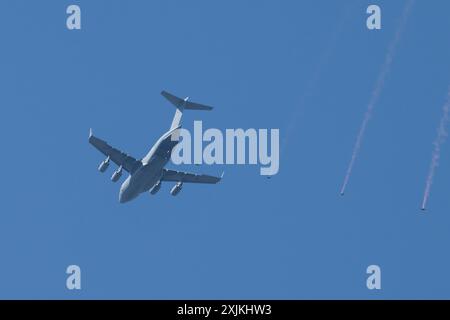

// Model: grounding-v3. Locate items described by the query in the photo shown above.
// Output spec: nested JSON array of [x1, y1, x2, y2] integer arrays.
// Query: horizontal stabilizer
[[161, 90, 213, 111]]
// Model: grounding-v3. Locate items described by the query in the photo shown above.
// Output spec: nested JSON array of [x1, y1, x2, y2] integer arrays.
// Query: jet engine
[[150, 181, 162, 195], [111, 166, 123, 182], [98, 156, 110, 172], [170, 182, 183, 196]]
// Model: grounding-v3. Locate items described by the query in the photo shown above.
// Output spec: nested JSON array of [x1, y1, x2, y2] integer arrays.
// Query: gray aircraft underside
[[89, 90, 222, 203]]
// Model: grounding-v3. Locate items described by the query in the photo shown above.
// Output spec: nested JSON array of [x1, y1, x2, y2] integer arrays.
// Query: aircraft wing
[[89, 130, 141, 173], [161, 169, 222, 184]]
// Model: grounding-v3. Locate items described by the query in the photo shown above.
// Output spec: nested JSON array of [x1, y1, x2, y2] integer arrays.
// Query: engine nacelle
[[150, 181, 162, 195], [170, 182, 183, 196], [111, 166, 123, 182], [98, 156, 110, 172]]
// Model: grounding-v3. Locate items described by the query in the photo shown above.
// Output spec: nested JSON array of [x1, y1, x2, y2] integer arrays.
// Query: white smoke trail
[[340, 0, 414, 195], [421, 88, 450, 211]]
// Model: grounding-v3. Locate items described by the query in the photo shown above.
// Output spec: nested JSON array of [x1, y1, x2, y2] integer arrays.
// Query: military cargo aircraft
[[89, 91, 222, 203]]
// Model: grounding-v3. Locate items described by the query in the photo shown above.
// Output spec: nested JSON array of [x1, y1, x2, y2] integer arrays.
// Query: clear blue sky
[[0, 0, 450, 299]]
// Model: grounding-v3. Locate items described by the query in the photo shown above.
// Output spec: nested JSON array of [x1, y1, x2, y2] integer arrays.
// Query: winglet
[[220, 171, 225, 180], [89, 128, 93, 138]]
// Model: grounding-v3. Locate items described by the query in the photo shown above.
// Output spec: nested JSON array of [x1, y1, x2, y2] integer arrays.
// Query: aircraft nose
[[119, 178, 131, 203], [119, 189, 129, 203]]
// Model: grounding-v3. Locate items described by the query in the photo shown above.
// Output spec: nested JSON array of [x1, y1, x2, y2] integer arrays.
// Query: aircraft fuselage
[[118, 130, 178, 203]]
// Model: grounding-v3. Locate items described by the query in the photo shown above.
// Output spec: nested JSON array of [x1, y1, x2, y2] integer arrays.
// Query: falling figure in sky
[[421, 87, 450, 211], [340, 0, 415, 196]]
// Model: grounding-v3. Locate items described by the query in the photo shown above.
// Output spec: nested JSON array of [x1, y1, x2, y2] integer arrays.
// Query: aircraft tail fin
[[161, 90, 213, 130]]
